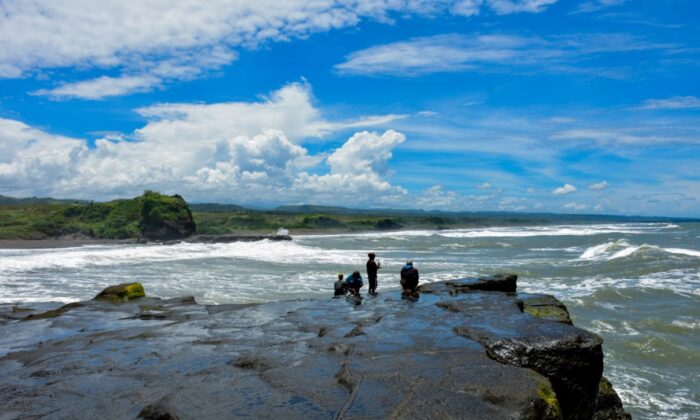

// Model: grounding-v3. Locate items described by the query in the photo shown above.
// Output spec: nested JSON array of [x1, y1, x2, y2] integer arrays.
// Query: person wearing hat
[[400, 259, 419, 294], [366, 252, 381, 295], [334, 273, 348, 296]]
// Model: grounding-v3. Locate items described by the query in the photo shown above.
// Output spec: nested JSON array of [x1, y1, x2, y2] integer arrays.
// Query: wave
[[0, 240, 369, 273], [299, 223, 678, 240], [578, 240, 700, 261]]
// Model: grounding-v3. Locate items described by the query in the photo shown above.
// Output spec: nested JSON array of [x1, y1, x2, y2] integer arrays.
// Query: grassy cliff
[[0, 192, 195, 240]]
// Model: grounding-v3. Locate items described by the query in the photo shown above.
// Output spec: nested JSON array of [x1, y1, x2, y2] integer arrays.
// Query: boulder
[[94, 282, 145, 302], [594, 377, 632, 420], [519, 293, 573, 325], [419, 273, 517, 294]]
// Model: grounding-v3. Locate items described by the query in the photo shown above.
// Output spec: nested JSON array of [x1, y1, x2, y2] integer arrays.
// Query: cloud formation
[[588, 181, 608, 191], [1, 0, 560, 99], [553, 183, 577, 195], [335, 32, 674, 77], [0, 83, 408, 203], [638, 96, 700, 111]]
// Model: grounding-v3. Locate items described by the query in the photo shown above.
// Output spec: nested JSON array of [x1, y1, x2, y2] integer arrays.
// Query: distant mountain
[[272, 204, 366, 215], [0, 194, 89, 206], [190, 203, 247, 213]]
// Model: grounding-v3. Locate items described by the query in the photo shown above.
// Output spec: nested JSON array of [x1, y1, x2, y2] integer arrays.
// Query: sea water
[[1, 222, 699, 419]]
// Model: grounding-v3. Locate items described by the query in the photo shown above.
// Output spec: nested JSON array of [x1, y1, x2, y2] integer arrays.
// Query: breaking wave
[[579, 240, 700, 261]]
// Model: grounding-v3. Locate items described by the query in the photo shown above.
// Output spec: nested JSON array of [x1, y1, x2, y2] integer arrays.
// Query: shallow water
[[1, 222, 699, 418]]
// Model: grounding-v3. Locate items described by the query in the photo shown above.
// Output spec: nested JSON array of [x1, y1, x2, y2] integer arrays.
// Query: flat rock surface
[[0, 283, 601, 419]]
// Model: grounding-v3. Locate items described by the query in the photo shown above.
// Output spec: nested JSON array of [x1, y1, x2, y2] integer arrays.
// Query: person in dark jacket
[[345, 270, 364, 296], [366, 252, 381, 295], [334, 273, 347, 296], [400, 260, 419, 293]]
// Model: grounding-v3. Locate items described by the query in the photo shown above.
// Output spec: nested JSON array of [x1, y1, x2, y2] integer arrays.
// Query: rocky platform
[[0, 276, 629, 419]]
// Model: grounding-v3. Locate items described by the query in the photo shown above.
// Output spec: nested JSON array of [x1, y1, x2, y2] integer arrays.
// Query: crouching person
[[400, 260, 419, 294], [345, 271, 364, 296]]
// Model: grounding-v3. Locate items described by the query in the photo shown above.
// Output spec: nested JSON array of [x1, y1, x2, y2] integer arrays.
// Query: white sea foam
[[298, 223, 677, 240], [578, 240, 700, 261], [0, 240, 365, 274]]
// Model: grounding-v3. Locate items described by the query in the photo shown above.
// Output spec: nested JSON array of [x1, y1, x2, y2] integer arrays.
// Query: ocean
[[1, 222, 699, 419]]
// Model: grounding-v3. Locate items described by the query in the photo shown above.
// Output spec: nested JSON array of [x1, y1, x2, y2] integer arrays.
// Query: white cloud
[[574, 0, 626, 14], [588, 181, 608, 190], [553, 183, 577, 195], [477, 181, 492, 189], [563, 201, 588, 211], [0, 82, 410, 204], [296, 130, 408, 203], [489, 0, 558, 14], [0, 118, 86, 194], [638, 96, 700, 110], [0, 0, 559, 98], [32, 75, 161, 100], [335, 32, 673, 77]]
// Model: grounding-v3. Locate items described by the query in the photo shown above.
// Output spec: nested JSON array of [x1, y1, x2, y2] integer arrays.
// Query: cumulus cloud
[[588, 181, 608, 191], [553, 183, 577, 195], [0, 82, 410, 204], [335, 32, 673, 77], [477, 181, 492, 189], [0, 0, 559, 99], [0, 119, 86, 194]]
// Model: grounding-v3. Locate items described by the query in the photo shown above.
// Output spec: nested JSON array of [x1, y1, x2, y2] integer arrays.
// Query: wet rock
[[94, 282, 145, 303], [594, 377, 632, 420], [420, 273, 517, 294], [343, 326, 366, 338], [451, 297, 603, 419], [21, 302, 84, 321], [138, 403, 180, 420], [0, 275, 626, 419], [520, 293, 573, 325]]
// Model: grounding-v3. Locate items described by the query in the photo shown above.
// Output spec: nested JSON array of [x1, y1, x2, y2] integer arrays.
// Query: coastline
[[0, 238, 142, 249]]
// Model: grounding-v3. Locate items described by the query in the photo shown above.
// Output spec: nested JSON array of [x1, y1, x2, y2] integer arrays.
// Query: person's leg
[[369, 276, 377, 294]]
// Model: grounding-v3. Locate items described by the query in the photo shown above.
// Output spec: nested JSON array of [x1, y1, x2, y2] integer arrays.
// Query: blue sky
[[0, 0, 698, 216]]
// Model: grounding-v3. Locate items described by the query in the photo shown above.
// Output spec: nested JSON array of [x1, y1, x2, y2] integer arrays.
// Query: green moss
[[537, 382, 562, 419], [524, 306, 572, 324], [94, 282, 146, 303]]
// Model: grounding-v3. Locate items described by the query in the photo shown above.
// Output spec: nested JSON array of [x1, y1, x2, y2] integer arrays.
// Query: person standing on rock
[[400, 260, 419, 294], [345, 270, 364, 296], [334, 273, 347, 296], [366, 252, 381, 295]]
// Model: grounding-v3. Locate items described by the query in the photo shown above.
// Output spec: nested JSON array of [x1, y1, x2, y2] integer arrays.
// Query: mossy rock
[[520, 294, 573, 325], [594, 377, 631, 419], [534, 382, 562, 419], [94, 283, 146, 303], [524, 305, 573, 325]]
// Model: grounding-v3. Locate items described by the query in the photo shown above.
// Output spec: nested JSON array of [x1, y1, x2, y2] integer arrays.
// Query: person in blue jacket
[[345, 270, 364, 296]]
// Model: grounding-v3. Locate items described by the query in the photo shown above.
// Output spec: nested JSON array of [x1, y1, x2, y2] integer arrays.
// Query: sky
[[0, 0, 699, 216]]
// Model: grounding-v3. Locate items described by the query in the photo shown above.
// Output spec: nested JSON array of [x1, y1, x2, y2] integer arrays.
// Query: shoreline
[[0, 238, 143, 250]]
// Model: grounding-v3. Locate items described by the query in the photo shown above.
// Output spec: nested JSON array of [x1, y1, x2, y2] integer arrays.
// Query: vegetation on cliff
[[1, 193, 695, 240], [0, 191, 194, 240]]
